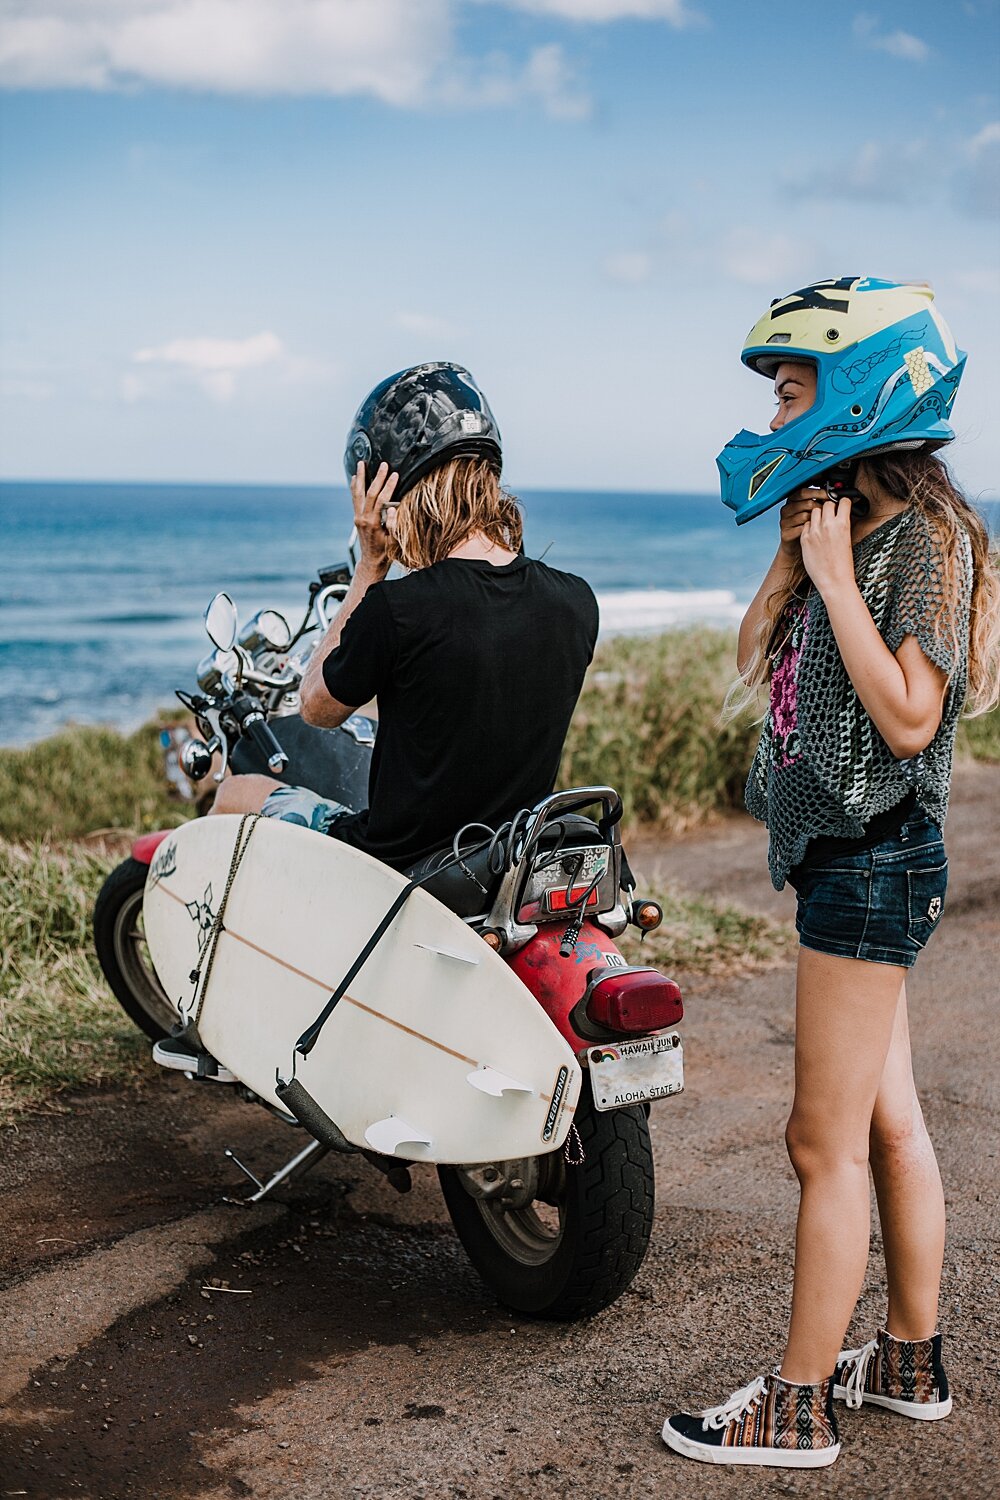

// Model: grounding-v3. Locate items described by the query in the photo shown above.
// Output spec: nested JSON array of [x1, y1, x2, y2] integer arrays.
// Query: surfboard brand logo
[[184, 883, 217, 953], [148, 840, 177, 888], [542, 1066, 570, 1142]]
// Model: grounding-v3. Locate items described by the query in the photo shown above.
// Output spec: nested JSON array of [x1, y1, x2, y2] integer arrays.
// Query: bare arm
[[299, 461, 398, 729], [801, 498, 948, 759], [737, 495, 815, 676]]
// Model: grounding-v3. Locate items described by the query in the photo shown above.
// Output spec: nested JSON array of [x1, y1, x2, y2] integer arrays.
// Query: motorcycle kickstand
[[223, 1138, 330, 1205]]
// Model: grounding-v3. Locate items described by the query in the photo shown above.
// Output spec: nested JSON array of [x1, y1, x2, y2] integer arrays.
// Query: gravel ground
[[1, 763, 997, 1500]]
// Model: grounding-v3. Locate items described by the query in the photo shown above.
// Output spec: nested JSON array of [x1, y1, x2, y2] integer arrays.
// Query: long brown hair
[[735, 451, 1000, 715], [386, 457, 523, 571]]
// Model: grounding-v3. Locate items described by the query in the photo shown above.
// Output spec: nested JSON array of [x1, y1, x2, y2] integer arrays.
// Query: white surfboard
[[142, 815, 582, 1164]]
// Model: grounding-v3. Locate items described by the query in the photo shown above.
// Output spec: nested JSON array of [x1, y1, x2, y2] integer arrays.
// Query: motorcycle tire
[[438, 1082, 654, 1321], [93, 858, 176, 1042]]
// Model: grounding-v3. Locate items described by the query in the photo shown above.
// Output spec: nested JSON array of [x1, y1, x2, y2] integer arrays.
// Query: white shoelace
[[840, 1337, 878, 1409], [700, 1375, 767, 1431]]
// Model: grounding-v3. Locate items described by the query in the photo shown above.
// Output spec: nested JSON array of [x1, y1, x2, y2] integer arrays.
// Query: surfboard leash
[[180, 811, 262, 1033]]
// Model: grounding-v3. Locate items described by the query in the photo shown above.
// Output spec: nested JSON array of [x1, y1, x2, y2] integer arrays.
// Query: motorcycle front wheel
[[438, 1083, 654, 1321], [93, 858, 175, 1041]]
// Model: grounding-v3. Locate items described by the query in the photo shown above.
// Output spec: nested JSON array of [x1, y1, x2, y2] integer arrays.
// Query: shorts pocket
[[906, 862, 948, 948]]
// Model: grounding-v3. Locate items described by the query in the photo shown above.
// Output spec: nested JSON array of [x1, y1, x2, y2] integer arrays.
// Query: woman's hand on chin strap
[[778, 493, 817, 558], [800, 495, 858, 601]]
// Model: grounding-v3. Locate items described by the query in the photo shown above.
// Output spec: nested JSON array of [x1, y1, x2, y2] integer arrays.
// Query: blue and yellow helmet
[[717, 277, 966, 524]]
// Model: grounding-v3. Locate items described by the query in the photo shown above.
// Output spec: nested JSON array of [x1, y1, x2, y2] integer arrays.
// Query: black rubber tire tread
[[93, 857, 172, 1042], [439, 1085, 654, 1322]]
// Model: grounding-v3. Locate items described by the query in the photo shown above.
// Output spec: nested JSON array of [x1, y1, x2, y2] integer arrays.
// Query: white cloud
[[0, 0, 693, 110], [439, 39, 591, 118], [782, 138, 931, 205], [968, 121, 1000, 155], [496, 0, 699, 23], [396, 311, 462, 339], [955, 120, 1000, 218], [719, 230, 811, 287], [131, 330, 289, 401], [853, 13, 930, 63], [603, 250, 653, 283], [0, 1, 453, 102]]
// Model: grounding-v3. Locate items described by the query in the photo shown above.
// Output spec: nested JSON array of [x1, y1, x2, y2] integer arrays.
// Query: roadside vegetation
[[0, 717, 191, 843], [0, 839, 150, 1120], [0, 834, 791, 1122], [1, 626, 996, 1117]]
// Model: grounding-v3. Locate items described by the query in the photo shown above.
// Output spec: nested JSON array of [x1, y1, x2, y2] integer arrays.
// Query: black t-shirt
[[321, 555, 598, 869]]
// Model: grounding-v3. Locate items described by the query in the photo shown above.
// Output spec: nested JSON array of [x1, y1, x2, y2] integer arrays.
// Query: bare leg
[[780, 948, 904, 1384], [209, 773, 284, 816], [868, 984, 945, 1340]]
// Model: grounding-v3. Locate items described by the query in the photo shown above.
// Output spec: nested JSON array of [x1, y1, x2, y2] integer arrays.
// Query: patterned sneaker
[[662, 1371, 840, 1468], [834, 1329, 951, 1420]]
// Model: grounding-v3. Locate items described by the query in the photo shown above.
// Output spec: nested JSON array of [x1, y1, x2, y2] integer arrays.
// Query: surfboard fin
[[364, 1116, 434, 1155], [466, 1065, 534, 1098], [413, 942, 480, 965]]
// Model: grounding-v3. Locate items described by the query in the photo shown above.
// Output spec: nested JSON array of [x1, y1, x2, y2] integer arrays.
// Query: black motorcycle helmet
[[343, 362, 502, 501]]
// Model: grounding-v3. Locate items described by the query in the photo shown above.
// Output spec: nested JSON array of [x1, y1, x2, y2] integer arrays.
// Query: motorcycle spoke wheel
[[94, 857, 177, 1041]]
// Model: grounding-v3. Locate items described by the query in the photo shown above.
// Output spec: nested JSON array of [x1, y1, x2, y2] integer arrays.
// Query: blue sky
[[1, 0, 998, 496]]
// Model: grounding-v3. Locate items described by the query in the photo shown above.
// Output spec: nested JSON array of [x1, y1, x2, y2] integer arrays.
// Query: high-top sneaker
[[662, 1370, 840, 1468], [834, 1329, 951, 1420]]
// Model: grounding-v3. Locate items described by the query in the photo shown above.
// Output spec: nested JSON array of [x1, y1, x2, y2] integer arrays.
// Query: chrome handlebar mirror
[[204, 592, 238, 652]]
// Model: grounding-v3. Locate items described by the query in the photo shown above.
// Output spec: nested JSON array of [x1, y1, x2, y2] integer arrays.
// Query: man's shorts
[[261, 783, 354, 836], [787, 809, 947, 969]]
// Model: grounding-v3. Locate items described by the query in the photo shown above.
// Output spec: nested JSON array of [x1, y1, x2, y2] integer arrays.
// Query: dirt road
[[2, 765, 998, 1499]]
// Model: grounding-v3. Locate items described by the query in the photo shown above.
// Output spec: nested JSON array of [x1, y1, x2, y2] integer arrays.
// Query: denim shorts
[[261, 784, 354, 835], [788, 810, 948, 969]]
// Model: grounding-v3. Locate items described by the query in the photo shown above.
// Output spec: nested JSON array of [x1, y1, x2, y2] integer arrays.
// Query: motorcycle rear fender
[[131, 830, 173, 865], [506, 921, 683, 1054]]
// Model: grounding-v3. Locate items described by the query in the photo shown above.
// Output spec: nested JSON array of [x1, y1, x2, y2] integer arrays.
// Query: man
[[209, 362, 598, 868]]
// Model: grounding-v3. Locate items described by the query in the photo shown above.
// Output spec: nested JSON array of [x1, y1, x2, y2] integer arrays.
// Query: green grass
[[560, 628, 759, 832], [0, 831, 790, 1122], [0, 717, 195, 842], [618, 876, 794, 977], [3, 629, 997, 844], [0, 839, 151, 1120], [956, 705, 1000, 763]]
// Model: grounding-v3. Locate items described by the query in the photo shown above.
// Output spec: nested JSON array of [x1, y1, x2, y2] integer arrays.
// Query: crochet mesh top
[[745, 508, 973, 890]]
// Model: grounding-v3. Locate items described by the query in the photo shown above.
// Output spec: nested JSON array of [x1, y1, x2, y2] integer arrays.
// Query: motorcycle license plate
[[588, 1031, 683, 1112]]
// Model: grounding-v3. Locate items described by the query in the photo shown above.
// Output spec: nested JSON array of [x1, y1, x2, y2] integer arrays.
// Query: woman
[[661, 279, 1000, 1469]]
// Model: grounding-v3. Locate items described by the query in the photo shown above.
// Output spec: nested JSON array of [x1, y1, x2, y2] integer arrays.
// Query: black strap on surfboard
[[294, 875, 425, 1057], [293, 835, 498, 1058]]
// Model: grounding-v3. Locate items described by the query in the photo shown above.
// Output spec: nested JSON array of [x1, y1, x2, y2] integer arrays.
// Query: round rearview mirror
[[204, 592, 238, 651], [239, 609, 292, 654]]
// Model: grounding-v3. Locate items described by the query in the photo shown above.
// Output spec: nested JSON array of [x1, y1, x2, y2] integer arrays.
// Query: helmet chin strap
[[821, 460, 870, 518]]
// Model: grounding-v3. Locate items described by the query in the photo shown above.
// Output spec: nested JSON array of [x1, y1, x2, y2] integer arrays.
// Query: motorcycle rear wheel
[[438, 1084, 654, 1321], [93, 858, 175, 1041]]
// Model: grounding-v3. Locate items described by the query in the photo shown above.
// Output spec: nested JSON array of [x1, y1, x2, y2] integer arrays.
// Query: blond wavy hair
[[730, 451, 1000, 717], [386, 456, 523, 570]]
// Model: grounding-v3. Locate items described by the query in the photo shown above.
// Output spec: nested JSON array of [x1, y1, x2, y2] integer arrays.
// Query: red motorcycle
[[94, 571, 684, 1320]]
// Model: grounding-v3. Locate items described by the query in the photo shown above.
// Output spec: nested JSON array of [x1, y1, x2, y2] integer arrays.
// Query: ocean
[[2, 481, 997, 748]]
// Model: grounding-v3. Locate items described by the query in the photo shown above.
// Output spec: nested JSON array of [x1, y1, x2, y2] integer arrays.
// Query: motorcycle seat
[[404, 814, 607, 919]]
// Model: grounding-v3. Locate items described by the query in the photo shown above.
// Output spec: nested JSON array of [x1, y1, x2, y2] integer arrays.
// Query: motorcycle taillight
[[586, 969, 683, 1034]]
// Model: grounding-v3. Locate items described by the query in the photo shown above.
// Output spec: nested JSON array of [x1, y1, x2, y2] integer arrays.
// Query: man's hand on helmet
[[351, 460, 398, 576]]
